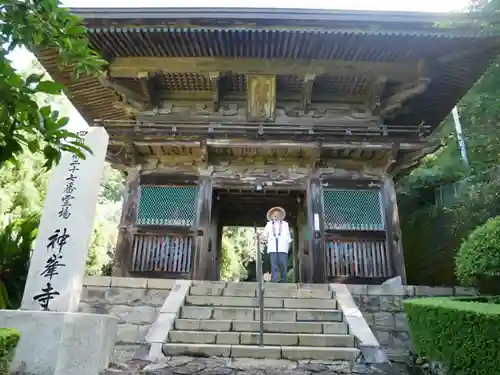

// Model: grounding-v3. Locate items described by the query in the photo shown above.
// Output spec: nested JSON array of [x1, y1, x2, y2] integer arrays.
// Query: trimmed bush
[[0, 328, 20, 374], [404, 297, 500, 375], [455, 215, 500, 294]]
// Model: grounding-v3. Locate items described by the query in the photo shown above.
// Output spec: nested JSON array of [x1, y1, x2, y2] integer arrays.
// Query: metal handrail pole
[[254, 222, 264, 346]]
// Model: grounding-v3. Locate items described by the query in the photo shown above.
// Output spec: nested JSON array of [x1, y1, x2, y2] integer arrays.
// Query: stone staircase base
[[163, 281, 360, 360]]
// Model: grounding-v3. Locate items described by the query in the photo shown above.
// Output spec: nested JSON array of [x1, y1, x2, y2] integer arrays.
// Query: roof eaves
[[69, 7, 473, 24], [92, 25, 500, 38]]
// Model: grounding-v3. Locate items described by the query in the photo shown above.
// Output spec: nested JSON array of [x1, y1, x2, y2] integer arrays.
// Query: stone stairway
[[163, 282, 359, 360]]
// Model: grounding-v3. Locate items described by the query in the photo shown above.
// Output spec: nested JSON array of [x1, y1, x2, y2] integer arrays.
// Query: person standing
[[259, 207, 292, 283]]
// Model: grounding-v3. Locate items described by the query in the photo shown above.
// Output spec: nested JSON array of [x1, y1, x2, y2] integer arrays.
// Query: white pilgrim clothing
[[262, 220, 292, 253]]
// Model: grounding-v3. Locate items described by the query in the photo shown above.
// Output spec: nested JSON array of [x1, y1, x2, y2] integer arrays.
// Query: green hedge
[[404, 297, 500, 375], [0, 328, 20, 375]]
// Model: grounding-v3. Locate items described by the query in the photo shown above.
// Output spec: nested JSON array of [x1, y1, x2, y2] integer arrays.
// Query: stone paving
[[104, 356, 415, 375]]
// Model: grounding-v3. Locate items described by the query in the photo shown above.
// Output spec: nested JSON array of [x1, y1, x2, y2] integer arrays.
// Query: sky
[[8, 0, 470, 131]]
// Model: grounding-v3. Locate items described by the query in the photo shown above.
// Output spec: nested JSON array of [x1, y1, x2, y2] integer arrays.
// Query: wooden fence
[[131, 232, 194, 273], [326, 236, 391, 278]]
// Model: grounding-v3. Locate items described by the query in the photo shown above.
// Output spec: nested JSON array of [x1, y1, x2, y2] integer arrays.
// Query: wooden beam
[[302, 74, 316, 113], [133, 141, 201, 148], [208, 72, 221, 112], [246, 75, 276, 122], [109, 57, 425, 82], [207, 140, 316, 149], [380, 78, 430, 116], [206, 139, 426, 150]]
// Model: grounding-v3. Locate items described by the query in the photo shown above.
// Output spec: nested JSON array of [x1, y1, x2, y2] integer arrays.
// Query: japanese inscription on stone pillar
[[21, 127, 109, 312]]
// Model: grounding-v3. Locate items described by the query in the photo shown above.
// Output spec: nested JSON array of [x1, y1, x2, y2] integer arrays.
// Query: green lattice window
[[136, 185, 199, 226], [323, 189, 385, 231]]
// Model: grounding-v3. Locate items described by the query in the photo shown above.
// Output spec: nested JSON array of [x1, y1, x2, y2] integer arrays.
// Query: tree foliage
[[0, 0, 105, 170], [0, 51, 124, 307], [220, 227, 256, 281], [0, 0, 124, 308], [0, 214, 39, 309], [399, 1, 500, 285]]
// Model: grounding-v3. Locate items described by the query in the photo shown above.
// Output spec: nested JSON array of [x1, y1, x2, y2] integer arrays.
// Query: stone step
[[162, 343, 359, 360], [174, 319, 349, 334], [184, 295, 337, 309], [180, 306, 343, 322], [190, 283, 333, 299], [168, 330, 355, 347]]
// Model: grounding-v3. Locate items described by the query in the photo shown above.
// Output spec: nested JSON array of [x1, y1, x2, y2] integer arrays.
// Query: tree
[[220, 227, 256, 281], [0, 0, 105, 169]]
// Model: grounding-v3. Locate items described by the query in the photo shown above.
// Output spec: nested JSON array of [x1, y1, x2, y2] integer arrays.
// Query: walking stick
[[254, 221, 264, 346]]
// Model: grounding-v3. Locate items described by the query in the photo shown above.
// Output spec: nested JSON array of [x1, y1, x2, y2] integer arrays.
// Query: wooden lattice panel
[[323, 188, 385, 231], [158, 73, 211, 91], [277, 76, 304, 92], [227, 73, 247, 92], [137, 186, 199, 226]]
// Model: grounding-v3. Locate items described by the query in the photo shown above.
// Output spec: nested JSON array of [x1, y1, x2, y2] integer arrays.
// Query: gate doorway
[[210, 187, 306, 282]]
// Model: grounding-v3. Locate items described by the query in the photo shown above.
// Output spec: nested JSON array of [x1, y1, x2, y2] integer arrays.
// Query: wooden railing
[[326, 234, 391, 278], [131, 232, 194, 273]]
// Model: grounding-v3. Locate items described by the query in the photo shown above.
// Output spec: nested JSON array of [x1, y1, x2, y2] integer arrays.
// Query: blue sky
[[9, 1, 470, 130]]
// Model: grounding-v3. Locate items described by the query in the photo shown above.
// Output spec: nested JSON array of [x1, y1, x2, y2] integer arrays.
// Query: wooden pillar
[[112, 166, 141, 277], [207, 195, 221, 281], [381, 175, 407, 283], [215, 217, 223, 281], [297, 200, 310, 283], [192, 175, 213, 280], [293, 223, 299, 283], [306, 175, 327, 283]]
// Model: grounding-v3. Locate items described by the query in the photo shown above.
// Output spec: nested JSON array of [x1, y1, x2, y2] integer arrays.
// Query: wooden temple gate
[[111, 169, 405, 283], [33, 7, 500, 283]]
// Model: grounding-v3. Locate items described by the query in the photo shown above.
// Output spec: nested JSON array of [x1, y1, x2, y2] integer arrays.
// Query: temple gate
[[34, 7, 500, 283]]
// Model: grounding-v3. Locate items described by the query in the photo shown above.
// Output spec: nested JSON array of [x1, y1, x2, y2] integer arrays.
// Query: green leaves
[[35, 80, 64, 95], [404, 297, 500, 375], [455, 215, 500, 292], [0, 0, 105, 170], [0, 214, 40, 309]]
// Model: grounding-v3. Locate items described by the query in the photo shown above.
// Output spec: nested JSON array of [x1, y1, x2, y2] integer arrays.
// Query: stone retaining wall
[[346, 284, 476, 360], [78, 277, 174, 347]]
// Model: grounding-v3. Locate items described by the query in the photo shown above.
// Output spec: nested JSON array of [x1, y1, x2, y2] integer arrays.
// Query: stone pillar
[[306, 175, 327, 283], [11, 127, 117, 375], [381, 175, 407, 283], [112, 166, 141, 277], [192, 175, 213, 280], [21, 127, 109, 312]]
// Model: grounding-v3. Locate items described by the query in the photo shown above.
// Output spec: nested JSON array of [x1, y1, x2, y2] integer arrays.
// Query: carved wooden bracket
[[138, 71, 156, 107], [302, 74, 316, 114], [384, 142, 400, 172], [208, 72, 221, 112], [99, 73, 148, 112], [380, 78, 430, 117], [368, 76, 387, 115]]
